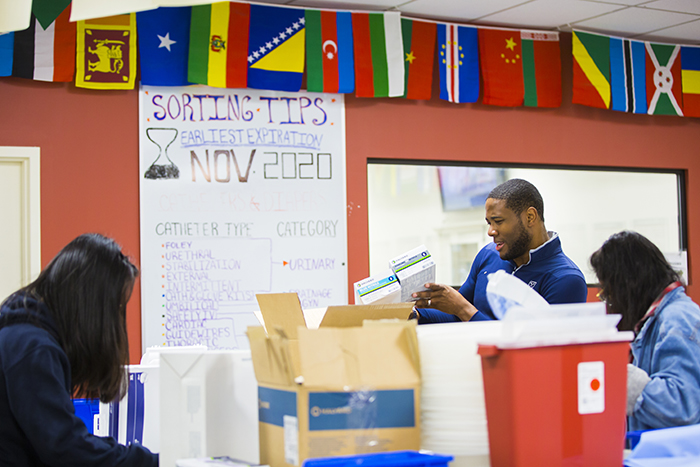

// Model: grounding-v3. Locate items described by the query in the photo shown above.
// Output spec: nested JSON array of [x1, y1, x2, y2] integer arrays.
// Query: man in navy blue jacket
[[413, 178, 587, 323]]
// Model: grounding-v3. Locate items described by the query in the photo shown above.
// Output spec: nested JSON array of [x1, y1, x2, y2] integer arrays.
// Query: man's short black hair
[[488, 178, 544, 222]]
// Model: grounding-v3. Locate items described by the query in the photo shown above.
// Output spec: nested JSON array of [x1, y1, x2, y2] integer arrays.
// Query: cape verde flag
[[438, 23, 479, 103], [610, 37, 646, 114], [137, 7, 191, 86], [247, 5, 305, 92]]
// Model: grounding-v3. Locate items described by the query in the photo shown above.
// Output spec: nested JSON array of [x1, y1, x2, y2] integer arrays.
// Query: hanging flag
[[188, 2, 249, 89], [305, 9, 354, 94], [32, 0, 71, 30], [401, 18, 436, 100], [479, 28, 524, 106], [137, 7, 191, 86], [572, 30, 610, 109], [247, 5, 305, 92], [75, 13, 137, 90], [610, 37, 646, 114], [646, 42, 683, 116], [681, 46, 700, 118], [521, 31, 561, 108], [352, 11, 405, 98], [11, 5, 75, 82], [0, 33, 13, 77], [437, 23, 478, 103]]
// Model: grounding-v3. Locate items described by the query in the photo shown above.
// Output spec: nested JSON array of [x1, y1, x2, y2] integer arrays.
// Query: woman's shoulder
[[655, 289, 700, 335], [0, 322, 64, 371]]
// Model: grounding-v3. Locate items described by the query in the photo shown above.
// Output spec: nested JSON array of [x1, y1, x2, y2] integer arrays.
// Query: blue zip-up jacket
[[418, 232, 587, 323], [0, 293, 158, 466], [629, 286, 700, 431]]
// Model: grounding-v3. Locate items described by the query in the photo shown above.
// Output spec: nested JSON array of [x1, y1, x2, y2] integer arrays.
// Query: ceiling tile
[[476, 0, 624, 29], [574, 6, 697, 35], [643, 0, 700, 14], [398, 0, 530, 24], [637, 18, 700, 43], [288, 0, 399, 9], [579, 0, 654, 5]]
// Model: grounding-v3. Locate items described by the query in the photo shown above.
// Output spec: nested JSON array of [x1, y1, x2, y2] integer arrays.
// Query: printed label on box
[[578, 361, 605, 414], [284, 415, 299, 466]]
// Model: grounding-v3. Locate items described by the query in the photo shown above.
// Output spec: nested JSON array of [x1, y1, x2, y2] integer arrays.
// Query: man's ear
[[525, 206, 538, 226]]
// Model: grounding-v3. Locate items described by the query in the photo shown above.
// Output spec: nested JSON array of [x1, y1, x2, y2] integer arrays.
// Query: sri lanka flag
[[681, 46, 700, 118], [609, 37, 646, 114], [188, 2, 249, 88], [438, 23, 478, 103], [572, 30, 610, 109], [305, 9, 354, 94], [247, 5, 305, 92]]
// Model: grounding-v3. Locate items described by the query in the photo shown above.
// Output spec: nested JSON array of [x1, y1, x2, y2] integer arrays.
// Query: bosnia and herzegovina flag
[[681, 46, 700, 118], [188, 2, 250, 88], [609, 37, 646, 114], [572, 30, 610, 109], [305, 9, 354, 94], [247, 4, 305, 92], [137, 7, 191, 86]]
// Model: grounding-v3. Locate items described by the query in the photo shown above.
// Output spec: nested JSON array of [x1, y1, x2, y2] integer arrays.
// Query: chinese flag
[[479, 28, 524, 106]]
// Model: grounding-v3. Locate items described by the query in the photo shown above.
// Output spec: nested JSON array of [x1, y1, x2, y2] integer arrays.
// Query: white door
[[0, 147, 40, 303]]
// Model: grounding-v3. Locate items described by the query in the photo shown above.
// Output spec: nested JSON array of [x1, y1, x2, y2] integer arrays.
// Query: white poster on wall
[[139, 85, 347, 351]]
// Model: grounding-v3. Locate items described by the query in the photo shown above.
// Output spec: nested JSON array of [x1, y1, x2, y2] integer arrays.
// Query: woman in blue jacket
[[590, 231, 700, 431], [0, 233, 158, 466]]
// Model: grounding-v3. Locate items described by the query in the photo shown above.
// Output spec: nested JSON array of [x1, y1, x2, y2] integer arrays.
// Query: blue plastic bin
[[73, 398, 100, 434], [302, 451, 453, 467]]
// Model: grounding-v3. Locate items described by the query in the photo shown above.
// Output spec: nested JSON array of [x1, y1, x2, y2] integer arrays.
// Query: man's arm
[[539, 273, 588, 305]]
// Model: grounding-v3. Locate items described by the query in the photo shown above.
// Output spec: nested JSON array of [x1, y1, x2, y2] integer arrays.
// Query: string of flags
[[1, 1, 699, 118]]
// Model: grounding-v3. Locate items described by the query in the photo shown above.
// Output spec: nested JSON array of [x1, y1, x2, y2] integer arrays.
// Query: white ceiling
[[259, 0, 700, 44]]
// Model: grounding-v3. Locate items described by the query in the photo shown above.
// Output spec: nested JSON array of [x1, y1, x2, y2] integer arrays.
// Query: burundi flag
[[137, 7, 191, 86], [305, 9, 354, 94], [521, 31, 561, 108], [437, 23, 478, 104], [75, 13, 137, 90], [681, 46, 700, 118], [188, 2, 249, 89], [352, 11, 405, 98], [401, 18, 436, 100], [610, 37, 646, 114], [247, 5, 305, 92], [572, 30, 610, 109], [646, 42, 683, 116], [11, 6, 75, 82], [479, 28, 524, 106], [0, 33, 13, 76]]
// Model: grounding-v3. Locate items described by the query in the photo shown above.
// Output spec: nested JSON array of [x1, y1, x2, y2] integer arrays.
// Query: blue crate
[[303, 451, 453, 467], [73, 398, 100, 434]]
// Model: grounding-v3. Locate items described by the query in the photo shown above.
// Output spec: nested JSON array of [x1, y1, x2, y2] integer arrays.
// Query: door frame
[[0, 146, 41, 286]]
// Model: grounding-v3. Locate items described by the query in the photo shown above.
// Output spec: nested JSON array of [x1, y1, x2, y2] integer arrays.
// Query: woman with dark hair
[[0, 233, 158, 466], [590, 231, 700, 431]]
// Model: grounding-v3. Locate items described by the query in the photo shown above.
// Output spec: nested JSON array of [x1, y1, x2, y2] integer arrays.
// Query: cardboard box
[[248, 293, 420, 467], [159, 349, 260, 467]]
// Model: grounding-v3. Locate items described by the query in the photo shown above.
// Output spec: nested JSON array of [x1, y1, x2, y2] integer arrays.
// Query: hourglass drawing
[[144, 128, 180, 180]]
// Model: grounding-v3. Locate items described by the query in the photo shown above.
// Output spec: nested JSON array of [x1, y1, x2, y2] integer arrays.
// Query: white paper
[[69, 0, 157, 22], [0, 0, 31, 33]]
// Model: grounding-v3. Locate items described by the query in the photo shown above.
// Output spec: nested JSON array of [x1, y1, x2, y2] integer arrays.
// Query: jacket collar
[[512, 231, 561, 271]]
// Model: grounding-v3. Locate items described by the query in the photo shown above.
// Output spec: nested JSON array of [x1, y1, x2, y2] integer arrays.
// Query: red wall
[[1, 34, 699, 362]]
